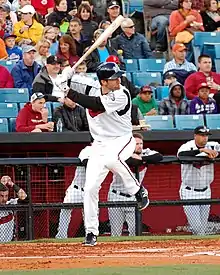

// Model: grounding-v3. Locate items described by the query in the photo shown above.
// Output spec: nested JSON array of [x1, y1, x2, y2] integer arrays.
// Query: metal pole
[[134, 166, 142, 236], [27, 165, 34, 240]]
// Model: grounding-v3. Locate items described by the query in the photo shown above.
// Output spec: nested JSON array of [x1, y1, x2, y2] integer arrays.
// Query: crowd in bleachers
[[0, 0, 220, 132]]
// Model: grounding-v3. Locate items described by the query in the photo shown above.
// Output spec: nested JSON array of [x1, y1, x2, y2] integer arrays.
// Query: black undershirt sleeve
[[178, 149, 201, 156]]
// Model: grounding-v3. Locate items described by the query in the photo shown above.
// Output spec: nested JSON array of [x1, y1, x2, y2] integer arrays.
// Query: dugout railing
[[0, 156, 220, 241]]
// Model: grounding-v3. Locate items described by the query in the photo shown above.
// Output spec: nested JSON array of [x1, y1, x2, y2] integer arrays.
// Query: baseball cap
[[3, 33, 17, 40], [22, 45, 36, 54], [164, 71, 177, 79], [197, 82, 210, 91], [107, 0, 120, 8], [194, 126, 212, 136], [19, 4, 35, 14], [30, 92, 45, 103], [46, 55, 62, 65], [172, 43, 187, 52], [0, 4, 10, 12], [49, 22, 60, 29], [140, 85, 153, 93], [106, 55, 120, 64]]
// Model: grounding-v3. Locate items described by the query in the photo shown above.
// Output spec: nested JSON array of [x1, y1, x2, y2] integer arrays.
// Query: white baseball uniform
[[0, 198, 18, 242], [56, 146, 92, 239], [69, 80, 141, 236], [177, 140, 220, 235]]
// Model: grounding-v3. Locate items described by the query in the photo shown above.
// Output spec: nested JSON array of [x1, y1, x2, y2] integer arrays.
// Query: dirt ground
[[0, 239, 220, 270]]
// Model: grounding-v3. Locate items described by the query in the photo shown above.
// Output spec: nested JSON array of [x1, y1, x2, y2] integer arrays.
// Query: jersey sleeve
[[177, 142, 191, 156]]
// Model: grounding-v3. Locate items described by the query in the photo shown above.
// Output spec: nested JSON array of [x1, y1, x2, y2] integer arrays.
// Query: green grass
[[1, 265, 220, 275]]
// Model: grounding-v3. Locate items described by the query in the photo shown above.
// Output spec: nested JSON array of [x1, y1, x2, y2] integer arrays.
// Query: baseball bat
[[72, 15, 125, 70]]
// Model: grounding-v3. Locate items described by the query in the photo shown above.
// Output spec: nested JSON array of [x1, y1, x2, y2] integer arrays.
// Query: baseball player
[[56, 145, 92, 239], [58, 62, 149, 246], [0, 176, 27, 242], [177, 126, 220, 235], [108, 133, 163, 236]]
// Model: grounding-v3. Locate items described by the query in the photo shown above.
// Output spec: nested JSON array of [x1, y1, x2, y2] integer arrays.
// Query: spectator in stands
[[190, 83, 218, 114], [11, 0, 31, 12], [192, 0, 204, 10], [53, 96, 89, 132], [0, 176, 27, 243], [144, 0, 178, 52], [32, 55, 66, 102], [68, 18, 91, 57], [3, 33, 22, 61], [13, 5, 44, 46], [99, 19, 111, 30], [112, 18, 152, 59], [31, 0, 54, 17], [105, 0, 121, 38], [46, 0, 72, 27], [35, 38, 51, 67], [0, 37, 8, 59], [169, 0, 204, 62], [159, 81, 189, 115], [56, 34, 79, 67], [81, 0, 103, 24], [132, 85, 158, 117], [43, 26, 59, 56], [77, 3, 98, 41], [49, 22, 61, 40], [201, 0, 220, 32], [0, 64, 14, 87], [85, 29, 117, 72], [16, 92, 54, 132], [11, 45, 41, 95], [0, 4, 13, 38], [185, 55, 220, 99], [164, 71, 177, 86]]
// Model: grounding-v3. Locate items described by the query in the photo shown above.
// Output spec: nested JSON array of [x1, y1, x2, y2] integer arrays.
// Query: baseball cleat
[[84, 232, 97, 246], [135, 186, 150, 211]]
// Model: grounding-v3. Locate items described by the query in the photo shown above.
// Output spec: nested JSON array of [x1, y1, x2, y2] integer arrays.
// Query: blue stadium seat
[[215, 59, 220, 73], [128, 0, 143, 13], [126, 72, 132, 82], [0, 103, 18, 118], [215, 45, 220, 59], [132, 72, 162, 87], [19, 102, 52, 119], [124, 59, 139, 72], [175, 114, 204, 130], [52, 102, 62, 113], [156, 86, 169, 100], [8, 117, 16, 132], [138, 59, 166, 72], [206, 114, 220, 129], [0, 60, 17, 72], [0, 118, 9, 132], [144, 115, 174, 130], [0, 88, 29, 103]]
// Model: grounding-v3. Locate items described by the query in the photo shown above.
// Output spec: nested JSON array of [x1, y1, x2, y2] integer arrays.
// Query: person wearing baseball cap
[[132, 85, 158, 116], [3, 33, 22, 62], [189, 83, 217, 114], [105, 0, 122, 38], [164, 71, 177, 86], [16, 92, 54, 132]]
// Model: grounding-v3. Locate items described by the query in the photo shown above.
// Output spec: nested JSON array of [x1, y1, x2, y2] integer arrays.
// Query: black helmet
[[96, 62, 125, 82]]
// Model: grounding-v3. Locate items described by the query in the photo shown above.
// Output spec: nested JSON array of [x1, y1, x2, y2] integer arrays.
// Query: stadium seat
[[156, 86, 169, 100], [126, 72, 132, 82], [175, 114, 204, 130], [19, 102, 52, 119], [127, 0, 143, 13], [8, 117, 16, 132], [0, 60, 17, 72], [215, 45, 220, 59], [215, 59, 220, 73], [205, 114, 220, 129], [132, 72, 162, 87], [138, 59, 166, 72], [144, 115, 174, 130], [0, 103, 18, 118], [124, 59, 139, 72], [0, 118, 9, 132], [0, 88, 29, 103], [52, 102, 61, 113]]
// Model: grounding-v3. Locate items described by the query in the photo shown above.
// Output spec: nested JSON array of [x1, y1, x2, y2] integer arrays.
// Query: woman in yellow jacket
[[13, 5, 44, 46]]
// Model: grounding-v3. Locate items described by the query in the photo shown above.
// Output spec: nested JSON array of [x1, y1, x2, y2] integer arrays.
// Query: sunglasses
[[125, 25, 135, 28]]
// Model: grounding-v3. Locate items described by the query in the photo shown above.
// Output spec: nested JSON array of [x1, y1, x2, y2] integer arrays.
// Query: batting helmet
[[96, 62, 125, 82], [106, 55, 120, 64]]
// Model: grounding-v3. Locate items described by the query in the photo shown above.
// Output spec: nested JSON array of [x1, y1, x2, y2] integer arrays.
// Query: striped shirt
[[163, 59, 197, 74]]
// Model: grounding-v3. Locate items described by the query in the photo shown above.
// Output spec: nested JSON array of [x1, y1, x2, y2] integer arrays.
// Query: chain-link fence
[[0, 156, 220, 242]]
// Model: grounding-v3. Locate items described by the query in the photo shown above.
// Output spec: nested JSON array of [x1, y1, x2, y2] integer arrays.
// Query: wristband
[[13, 184, 21, 193]]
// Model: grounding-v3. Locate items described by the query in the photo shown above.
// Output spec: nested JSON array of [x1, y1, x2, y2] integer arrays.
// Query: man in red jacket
[[185, 55, 220, 100], [16, 92, 54, 132], [0, 65, 14, 88]]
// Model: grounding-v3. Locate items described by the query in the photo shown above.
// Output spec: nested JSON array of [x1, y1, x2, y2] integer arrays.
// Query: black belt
[[112, 189, 132, 198], [74, 185, 84, 192], [185, 186, 208, 192]]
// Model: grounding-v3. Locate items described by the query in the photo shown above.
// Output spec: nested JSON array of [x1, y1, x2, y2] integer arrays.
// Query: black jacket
[[53, 105, 89, 132], [81, 20, 98, 41], [201, 11, 220, 32], [47, 10, 72, 25]]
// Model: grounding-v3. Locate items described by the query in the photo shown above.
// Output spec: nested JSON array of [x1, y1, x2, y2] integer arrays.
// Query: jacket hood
[[169, 81, 185, 99]]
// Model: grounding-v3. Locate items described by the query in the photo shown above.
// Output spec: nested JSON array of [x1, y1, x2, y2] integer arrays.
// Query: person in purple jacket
[[190, 83, 218, 115]]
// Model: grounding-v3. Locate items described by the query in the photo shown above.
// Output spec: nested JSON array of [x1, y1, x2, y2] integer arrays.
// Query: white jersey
[[0, 198, 18, 243], [177, 140, 220, 188]]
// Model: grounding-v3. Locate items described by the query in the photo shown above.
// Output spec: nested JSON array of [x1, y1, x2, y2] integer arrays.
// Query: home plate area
[[1, 239, 220, 270]]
